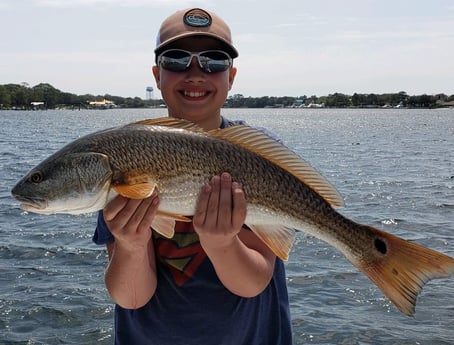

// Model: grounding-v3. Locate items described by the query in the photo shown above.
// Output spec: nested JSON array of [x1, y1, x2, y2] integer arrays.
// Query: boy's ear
[[229, 67, 237, 90], [152, 66, 161, 89]]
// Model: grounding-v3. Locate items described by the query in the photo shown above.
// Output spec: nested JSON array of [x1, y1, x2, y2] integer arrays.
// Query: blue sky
[[1, 0, 453, 98]]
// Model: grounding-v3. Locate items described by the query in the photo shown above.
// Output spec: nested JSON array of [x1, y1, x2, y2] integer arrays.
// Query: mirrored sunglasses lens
[[159, 51, 191, 72], [199, 51, 231, 72]]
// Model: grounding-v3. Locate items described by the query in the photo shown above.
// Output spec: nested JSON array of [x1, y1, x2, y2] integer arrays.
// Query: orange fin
[[113, 182, 156, 199], [133, 117, 205, 132], [207, 125, 344, 207], [151, 211, 192, 239], [248, 224, 296, 261], [156, 210, 192, 222], [355, 226, 454, 316], [151, 216, 175, 238]]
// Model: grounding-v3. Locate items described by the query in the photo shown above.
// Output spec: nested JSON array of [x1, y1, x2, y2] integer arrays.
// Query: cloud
[[30, 0, 200, 8]]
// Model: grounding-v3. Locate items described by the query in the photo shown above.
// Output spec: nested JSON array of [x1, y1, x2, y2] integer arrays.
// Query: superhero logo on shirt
[[153, 222, 206, 286]]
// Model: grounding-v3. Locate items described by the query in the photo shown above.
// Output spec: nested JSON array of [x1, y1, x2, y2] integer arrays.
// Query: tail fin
[[356, 226, 454, 316]]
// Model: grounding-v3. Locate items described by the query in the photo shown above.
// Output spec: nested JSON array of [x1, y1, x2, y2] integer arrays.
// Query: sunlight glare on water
[[1, 108, 453, 344]]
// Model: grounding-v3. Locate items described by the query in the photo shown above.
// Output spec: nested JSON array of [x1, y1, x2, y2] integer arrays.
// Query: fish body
[[11, 117, 454, 315]]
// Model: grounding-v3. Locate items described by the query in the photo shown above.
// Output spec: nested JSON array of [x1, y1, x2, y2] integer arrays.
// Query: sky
[[1, 0, 453, 99]]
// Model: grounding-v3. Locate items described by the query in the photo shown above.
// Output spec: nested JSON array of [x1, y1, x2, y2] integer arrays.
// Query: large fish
[[11, 117, 454, 315]]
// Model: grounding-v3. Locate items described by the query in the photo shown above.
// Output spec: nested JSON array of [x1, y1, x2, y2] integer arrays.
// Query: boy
[[93, 8, 292, 344]]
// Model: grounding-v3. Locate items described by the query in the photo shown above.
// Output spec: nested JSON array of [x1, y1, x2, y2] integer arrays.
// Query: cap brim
[[155, 32, 239, 60]]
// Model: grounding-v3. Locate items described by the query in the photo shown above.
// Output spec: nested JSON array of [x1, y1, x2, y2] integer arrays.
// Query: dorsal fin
[[133, 117, 344, 207], [207, 125, 345, 207], [134, 117, 206, 132]]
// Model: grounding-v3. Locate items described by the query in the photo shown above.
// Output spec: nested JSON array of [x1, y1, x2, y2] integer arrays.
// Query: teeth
[[184, 91, 206, 98]]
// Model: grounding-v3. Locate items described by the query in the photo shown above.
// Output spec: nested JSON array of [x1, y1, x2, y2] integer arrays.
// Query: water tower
[[146, 86, 154, 100]]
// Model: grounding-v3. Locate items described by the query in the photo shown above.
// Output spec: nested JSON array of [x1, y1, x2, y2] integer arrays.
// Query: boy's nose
[[187, 56, 201, 71], [185, 57, 206, 79]]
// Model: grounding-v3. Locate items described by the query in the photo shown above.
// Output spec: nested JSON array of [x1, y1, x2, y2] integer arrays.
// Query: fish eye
[[30, 172, 43, 183]]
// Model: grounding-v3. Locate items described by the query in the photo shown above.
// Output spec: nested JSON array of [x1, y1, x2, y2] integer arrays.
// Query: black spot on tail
[[375, 238, 387, 254]]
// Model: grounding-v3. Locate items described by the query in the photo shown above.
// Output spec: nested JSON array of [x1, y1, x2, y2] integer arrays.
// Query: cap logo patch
[[184, 8, 212, 27]]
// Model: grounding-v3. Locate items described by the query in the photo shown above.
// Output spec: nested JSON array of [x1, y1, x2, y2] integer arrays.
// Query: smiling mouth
[[183, 90, 208, 98]]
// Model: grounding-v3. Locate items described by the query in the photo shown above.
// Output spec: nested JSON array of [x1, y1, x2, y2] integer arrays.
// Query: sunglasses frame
[[157, 49, 233, 73]]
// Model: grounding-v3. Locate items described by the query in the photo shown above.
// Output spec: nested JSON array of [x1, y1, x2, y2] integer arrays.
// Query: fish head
[[11, 152, 113, 215]]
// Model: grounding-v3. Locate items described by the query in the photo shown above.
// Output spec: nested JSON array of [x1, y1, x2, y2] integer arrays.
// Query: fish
[[11, 117, 454, 316]]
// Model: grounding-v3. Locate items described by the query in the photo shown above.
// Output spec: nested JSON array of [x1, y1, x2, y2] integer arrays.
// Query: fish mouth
[[12, 195, 47, 211]]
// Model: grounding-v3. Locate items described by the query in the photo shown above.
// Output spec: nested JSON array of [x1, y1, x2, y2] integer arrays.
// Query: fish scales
[[21, 122, 368, 251], [10, 117, 454, 316], [89, 126, 315, 220], [69, 124, 448, 269]]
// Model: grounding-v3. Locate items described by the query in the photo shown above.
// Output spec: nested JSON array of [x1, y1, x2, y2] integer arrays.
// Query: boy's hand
[[193, 172, 247, 249], [103, 191, 160, 309], [103, 190, 160, 253]]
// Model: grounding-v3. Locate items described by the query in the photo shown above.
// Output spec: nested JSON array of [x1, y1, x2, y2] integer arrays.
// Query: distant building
[[88, 99, 116, 109], [441, 100, 454, 108], [30, 101, 46, 110]]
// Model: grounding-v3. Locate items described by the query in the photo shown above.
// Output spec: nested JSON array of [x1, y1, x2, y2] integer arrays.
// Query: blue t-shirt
[[93, 117, 292, 345]]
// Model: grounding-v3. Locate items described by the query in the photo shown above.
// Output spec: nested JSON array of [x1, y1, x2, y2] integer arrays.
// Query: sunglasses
[[157, 49, 233, 73]]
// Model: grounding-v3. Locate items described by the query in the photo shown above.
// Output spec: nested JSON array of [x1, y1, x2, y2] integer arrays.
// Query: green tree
[[5, 84, 31, 108], [0, 85, 11, 108], [351, 93, 368, 107], [325, 93, 350, 107], [32, 83, 61, 108]]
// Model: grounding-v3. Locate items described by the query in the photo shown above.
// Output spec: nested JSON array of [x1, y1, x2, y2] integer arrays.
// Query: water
[[1, 108, 453, 344]]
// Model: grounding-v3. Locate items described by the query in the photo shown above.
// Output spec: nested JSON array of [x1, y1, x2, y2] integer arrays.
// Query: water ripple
[[2, 109, 454, 344]]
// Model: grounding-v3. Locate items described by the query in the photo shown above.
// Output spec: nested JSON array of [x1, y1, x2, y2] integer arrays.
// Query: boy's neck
[[197, 116, 223, 130], [170, 114, 223, 130]]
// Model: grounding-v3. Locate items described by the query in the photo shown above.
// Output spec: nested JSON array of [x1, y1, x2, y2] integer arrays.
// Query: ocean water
[[1, 108, 453, 344]]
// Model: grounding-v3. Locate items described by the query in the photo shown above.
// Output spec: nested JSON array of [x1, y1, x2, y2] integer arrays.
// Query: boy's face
[[152, 37, 237, 129]]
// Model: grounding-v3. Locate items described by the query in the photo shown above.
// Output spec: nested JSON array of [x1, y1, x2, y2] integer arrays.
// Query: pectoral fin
[[113, 182, 156, 199], [248, 224, 296, 261]]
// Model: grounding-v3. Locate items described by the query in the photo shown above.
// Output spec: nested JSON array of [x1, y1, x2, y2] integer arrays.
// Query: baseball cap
[[155, 8, 239, 60]]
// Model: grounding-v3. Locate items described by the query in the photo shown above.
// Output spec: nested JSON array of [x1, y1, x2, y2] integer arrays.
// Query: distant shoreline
[[1, 105, 453, 111], [1, 83, 453, 110]]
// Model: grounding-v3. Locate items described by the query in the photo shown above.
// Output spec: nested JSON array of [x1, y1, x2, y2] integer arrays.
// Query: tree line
[[1, 83, 453, 110], [226, 92, 454, 108], [0, 83, 156, 109]]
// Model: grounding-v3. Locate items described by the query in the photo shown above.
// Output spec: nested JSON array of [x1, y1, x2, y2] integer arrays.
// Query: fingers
[[193, 183, 211, 227], [231, 181, 247, 229], [193, 173, 246, 234], [103, 195, 129, 222], [205, 175, 222, 228], [218, 173, 233, 224], [199, 173, 232, 230], [104, 189, 160, 236]]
